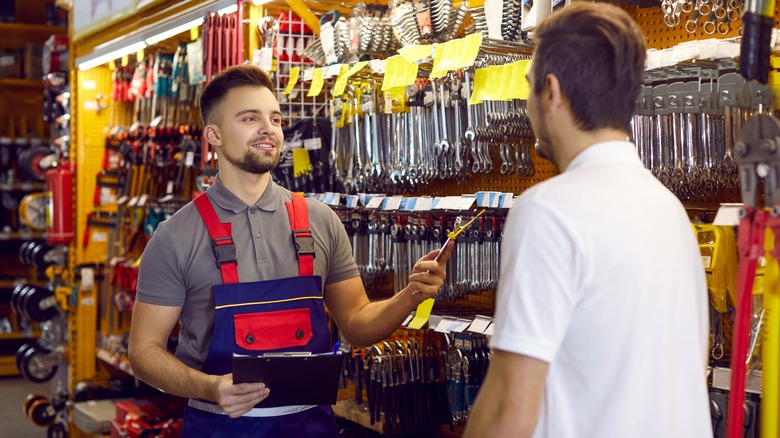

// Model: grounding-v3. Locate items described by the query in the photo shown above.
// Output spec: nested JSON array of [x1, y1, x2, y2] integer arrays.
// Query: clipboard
[[232, 353, 345, 407]]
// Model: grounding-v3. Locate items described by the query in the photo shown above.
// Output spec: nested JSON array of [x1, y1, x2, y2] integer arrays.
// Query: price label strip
[[407, 209, 487, 329]]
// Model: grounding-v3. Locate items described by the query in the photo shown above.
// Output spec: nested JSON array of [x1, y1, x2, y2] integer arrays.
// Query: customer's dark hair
[[532, 2, 646, 132], [199, 65, 276, 125]]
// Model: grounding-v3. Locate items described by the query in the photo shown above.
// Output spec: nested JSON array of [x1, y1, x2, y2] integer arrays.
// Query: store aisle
[[0, 376, 50, 437]]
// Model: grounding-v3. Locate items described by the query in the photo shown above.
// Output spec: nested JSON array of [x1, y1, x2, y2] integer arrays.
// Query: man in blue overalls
[[128, 65, 453, 437]]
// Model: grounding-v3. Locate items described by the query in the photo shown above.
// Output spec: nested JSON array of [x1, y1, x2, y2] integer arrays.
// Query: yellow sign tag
[[332, 65, 351, 97], [307, 68, 325, 97], [431, 40, 457, 79], [496, 64, 514, 100], [346, 60, 368, 77], [121, 55, 129, 67], [108, 60, 116, 71], [469, 66, 490, 105], [292, 148, 311, 177], [381, 56, 418, 91], [136, 49, 144, 63], [398, 44, 433, 64], [407, 298, 435, 330], [190, 25, 200, 41], [458, 33, 483, 69], [284, 67, 300, 95]]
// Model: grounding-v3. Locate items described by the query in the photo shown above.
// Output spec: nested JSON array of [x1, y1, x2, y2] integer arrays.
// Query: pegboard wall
[[75, 66, 113, 267], [423, 136, 557, 196], [628, 3, 780, 50], [72, 65, 128, 386]]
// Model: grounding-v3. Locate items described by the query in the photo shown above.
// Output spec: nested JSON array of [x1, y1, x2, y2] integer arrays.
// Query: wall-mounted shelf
[[0, 22, 67, 46], [0, 232, 46, 241], [0, 182, 45, 191], [0, 79, 44, 89]]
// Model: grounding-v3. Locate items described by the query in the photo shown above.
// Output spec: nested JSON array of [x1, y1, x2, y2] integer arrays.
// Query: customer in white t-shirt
[[463, 3, 712, 438]]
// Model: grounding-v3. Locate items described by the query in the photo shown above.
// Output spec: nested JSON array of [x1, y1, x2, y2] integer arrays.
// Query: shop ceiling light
[[145, 18, 204, 45], [75, 0, 235, 71], [77, 41, 148, 71]]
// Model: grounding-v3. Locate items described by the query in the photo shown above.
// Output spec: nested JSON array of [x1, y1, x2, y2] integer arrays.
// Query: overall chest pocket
[[233, 308, 313, 351]]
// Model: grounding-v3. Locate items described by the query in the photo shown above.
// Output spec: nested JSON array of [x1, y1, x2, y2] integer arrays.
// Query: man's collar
[[206, 174, 281, 213], [565, 141, 641, 172]]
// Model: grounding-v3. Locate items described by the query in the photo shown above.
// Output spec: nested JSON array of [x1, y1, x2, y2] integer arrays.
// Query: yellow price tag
[[292, 148, 312, 177], [407, 299, 435, 330], [108, 60, 116, 71], [332, 65, 350, 97], [346, 61, 368, 77], [190, 25, 200, 41], [382, 56, 418, 91], [284, 67, 300, 95], [398, 44, 433, 64], [457, 33, 482, 69], [136, 49, 144, 63], [121, 55, 129, 67], [510, 60, 531, 100], [469, 66, 490, 105], [480, 65, 503, 101], [431, 40, 458, 79], [496, 64, 514, 100], [307, 68, 325, 97]]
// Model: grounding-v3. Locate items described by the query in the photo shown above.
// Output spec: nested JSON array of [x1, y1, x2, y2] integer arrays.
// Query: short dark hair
[[199, 65, 276, 125], [532, 2, 646, 132]]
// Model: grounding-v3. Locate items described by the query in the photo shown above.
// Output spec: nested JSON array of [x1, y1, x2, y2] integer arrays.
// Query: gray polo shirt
[[136, 176, 359, 370]]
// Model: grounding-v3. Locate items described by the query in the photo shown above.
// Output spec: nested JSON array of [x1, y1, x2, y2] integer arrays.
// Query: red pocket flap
[[234, 308, 313, 351]]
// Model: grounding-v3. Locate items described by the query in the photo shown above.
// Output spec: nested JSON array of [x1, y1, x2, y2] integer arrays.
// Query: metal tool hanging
[[662, 0, 742, 35], [630, 61, 772, 202]]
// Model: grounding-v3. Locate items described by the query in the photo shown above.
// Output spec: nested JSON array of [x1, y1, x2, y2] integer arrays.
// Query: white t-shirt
[[491, 141, 712, 438]]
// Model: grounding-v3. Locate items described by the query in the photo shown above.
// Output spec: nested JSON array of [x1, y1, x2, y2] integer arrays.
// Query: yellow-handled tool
[[408, 209, 486, 329]]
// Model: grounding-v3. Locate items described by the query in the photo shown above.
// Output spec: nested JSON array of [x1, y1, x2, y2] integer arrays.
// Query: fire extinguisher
[[46, 161, 74, 245]]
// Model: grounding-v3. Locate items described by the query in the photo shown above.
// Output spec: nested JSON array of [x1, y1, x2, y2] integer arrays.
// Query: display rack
[[272, 13, 330, 121]]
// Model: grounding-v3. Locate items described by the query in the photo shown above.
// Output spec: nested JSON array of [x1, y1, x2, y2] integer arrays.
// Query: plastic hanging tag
[[413, 0, 433, 37], [398, 45, 433, 64], [284, 67, 300, 95], [308, 69, 325, 97], [253, 47, 274, 72], [457, 33, 483, 69], [303, 68, 314, 82], [320, 22, 339, 65], [485, 0, 504, 40]]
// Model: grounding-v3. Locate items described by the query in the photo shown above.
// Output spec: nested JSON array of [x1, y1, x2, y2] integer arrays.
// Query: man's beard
[[223, 146, 280, 174], [532, 116, 555, 166]]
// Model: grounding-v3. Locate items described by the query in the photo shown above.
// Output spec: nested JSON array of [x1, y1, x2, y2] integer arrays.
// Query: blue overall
[[181, 192, 338, 437]]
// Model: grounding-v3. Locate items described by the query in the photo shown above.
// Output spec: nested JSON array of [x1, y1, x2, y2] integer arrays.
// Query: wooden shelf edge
[[332, 399, 384, 434], [0, 78, 44, 88], [0, 332, 38, 340], [0, 182, 46, 191], [0, 355, 19, 376], [0, 231, 46, 241], [0, 22, 67, 34]]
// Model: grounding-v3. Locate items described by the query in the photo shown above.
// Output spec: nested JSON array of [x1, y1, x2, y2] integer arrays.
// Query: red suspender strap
[[194, 194, 239, 284], [284, 193, 315, 276]]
